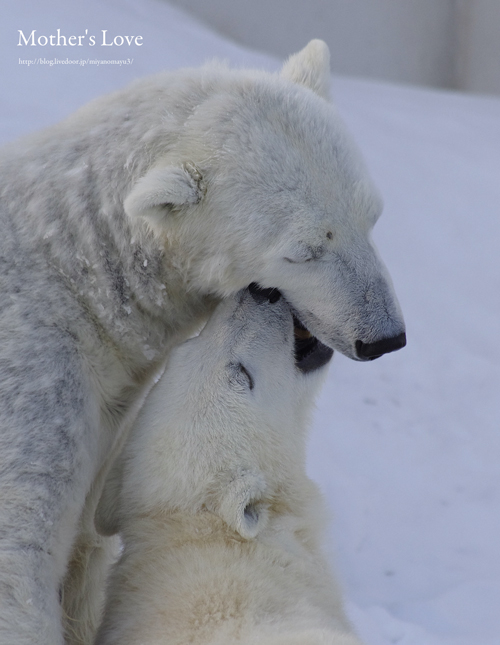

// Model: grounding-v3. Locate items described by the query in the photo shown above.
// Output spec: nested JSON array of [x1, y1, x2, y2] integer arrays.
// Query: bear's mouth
[[247, 283, 333, 373], [293, 316, 333, 374]]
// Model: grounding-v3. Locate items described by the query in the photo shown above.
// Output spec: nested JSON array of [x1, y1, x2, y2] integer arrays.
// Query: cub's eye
[[228, 362, 254, 391]]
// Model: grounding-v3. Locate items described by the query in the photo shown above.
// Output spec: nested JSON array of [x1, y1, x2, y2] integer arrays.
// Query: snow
[[315, 78, 500, 644], [2, 1, 499, 643]]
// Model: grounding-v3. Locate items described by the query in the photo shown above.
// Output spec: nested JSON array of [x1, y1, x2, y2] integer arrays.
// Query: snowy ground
[[2, 1, 500, 643]]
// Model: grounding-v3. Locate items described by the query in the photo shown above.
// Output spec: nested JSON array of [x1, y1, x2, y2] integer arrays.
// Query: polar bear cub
[[95, 285, 363, 645]]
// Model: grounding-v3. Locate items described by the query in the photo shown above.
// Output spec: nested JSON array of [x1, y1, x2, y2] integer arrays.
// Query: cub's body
[[96, 289, 363, 645]]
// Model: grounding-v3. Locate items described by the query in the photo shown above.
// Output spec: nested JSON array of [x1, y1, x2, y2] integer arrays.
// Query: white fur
[[95, 289, 364, 645], [0, 41, 401, 644]]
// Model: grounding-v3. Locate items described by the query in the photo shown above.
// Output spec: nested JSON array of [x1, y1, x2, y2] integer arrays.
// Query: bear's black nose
[[248, 283, 281, 304], [355, 332, 406, 360]]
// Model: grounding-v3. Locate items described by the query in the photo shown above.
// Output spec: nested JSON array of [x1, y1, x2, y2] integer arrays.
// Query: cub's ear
[[281, 39, 331, 100], [124, 161, 205, 229], [209, 470, 268, 540]]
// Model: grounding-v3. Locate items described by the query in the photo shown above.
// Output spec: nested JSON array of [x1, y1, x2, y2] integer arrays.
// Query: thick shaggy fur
[[95, 289, 364, 645], [0, 40, 403, 644]]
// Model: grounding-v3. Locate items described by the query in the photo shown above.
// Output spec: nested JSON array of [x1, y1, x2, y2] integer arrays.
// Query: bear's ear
[[212, 470, 268, 540], [124, 161, 205, 229], [281, 39, 331, 100]]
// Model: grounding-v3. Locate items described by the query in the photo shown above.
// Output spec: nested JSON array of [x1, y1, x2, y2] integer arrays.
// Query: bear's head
[[96, 285, 331, 538], [124, 39, 406, 362]]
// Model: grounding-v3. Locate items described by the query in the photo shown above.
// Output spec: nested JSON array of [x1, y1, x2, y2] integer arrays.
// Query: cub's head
[[124, 40, 405, 362], [96, 285, 332, 539]]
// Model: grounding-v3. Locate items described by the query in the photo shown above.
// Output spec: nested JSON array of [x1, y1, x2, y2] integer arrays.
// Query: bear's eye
[[285, 256, 313, 264], [284, 242, 325, 264], [228, 362, 254, 391]]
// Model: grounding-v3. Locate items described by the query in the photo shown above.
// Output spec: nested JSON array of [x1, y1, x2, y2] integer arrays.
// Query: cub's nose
[[355, 332, 406, 360]]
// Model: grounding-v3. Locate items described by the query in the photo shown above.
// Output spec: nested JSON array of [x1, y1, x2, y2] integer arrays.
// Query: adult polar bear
[[94, 286, 362, 645], [0, 41, 405, 644]]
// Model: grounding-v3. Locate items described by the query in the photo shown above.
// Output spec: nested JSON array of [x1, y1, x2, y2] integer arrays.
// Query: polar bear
[[0, 41, 404, 644], [94, 285, 363, 645]]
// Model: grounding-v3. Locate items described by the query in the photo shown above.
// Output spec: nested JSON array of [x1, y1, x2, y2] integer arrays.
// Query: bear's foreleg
[[0, 325, 103, 645]]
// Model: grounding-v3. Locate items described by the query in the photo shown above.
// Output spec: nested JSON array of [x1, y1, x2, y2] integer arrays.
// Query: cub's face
[[146, 285, 333, 538], [163, 285, 332, 442], [95, 285, 333, 540]]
